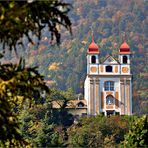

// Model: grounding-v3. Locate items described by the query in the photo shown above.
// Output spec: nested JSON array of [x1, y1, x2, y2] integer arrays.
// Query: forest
[[1, 0, 148, 113], [3, 0, 147, 113], [0, 0, 148, 147]]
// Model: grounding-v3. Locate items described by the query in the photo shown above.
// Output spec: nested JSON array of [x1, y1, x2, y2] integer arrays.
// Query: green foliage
[[0, 59, 48, 147], [22, 0, 148, 115], [34, 123, 64, 147], [123, 115, 148, 147], [20, 88, 74, 147], [49, 88, 74, 102], [0, 0, 73, 147], [68, 115, 130, 147], [0, 0, 72, 50]]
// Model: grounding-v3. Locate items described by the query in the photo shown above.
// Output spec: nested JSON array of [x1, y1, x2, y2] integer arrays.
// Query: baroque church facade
[[84, 38, 132, 116]]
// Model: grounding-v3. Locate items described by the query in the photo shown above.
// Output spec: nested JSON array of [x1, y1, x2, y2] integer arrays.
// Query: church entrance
[[106, 110, 115, 116]]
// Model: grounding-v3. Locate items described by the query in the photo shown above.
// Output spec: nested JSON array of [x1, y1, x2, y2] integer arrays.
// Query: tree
[[0, 0, 72, 146], [20, 88, 74, 147], [123, 115, 148, 147], [0, 58, 49, 147], [68, 115, 130, 147], [0, 0, 72, 50], [45, 88, 74, 127]]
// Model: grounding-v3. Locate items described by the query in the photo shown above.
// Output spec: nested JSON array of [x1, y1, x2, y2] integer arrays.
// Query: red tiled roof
[[52, 100, 87, 109]]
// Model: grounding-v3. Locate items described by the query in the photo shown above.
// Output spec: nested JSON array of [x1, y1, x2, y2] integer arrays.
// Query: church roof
[[88, 37, 100, 54], [119, 41, 131, 54], [52, 100, 87, 109]]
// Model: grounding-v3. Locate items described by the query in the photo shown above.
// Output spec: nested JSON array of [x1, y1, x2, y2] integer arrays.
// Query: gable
[[103, 56, 119, 64]]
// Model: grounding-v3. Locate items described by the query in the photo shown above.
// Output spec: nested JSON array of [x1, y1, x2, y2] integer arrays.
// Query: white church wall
[[99, 77, 121, 113], [99, 64, 120, 75]]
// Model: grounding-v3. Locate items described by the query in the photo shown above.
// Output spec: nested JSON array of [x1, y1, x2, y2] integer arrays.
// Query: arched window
[[106, 65, 112, 72], [77, 102, 84, 107], [106, 95, 114, 105], [123, 56, 128, 64], [91, 55, 96, 63], [104, 81, 114, 91]]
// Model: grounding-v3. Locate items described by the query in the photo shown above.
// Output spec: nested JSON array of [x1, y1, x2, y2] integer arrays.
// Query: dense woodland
[[1, 0, 148, 113], [6, 0, 147, 114], [0, 0, 148, 147]]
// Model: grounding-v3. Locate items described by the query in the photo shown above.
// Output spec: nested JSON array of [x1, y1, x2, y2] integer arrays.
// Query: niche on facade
[[106, 95, 114, 105]]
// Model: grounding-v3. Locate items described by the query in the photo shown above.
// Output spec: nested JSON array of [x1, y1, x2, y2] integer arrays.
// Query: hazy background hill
[[2, 0, 148, 114]]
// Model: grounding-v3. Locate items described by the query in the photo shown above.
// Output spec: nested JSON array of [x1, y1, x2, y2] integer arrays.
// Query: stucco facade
[[84, 40, 132, 116]]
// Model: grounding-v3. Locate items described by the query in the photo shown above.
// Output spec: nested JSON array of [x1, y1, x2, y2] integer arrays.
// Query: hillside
[[2, 0, 148, 114]]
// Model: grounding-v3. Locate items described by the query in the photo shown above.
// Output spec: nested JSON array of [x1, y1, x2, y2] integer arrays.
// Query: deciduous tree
[[0, 0, 72, 50], [123, 115, 148, 147]]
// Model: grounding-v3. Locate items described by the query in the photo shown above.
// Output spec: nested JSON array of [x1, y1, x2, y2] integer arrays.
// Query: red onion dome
[[88, 38, 99, 54], [119, 41, 131, 54]]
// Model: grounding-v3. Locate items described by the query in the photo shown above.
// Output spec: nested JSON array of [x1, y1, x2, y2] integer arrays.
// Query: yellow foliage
[[48, 62, 61, 71], [48, 75, 51, 78], [80, 47, 85, 51], [81, 40, 87, 45], [67, 48, 72, 54]]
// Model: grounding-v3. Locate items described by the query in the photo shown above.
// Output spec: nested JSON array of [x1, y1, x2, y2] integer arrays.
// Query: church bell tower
[[87, 36, 100, 75], [84, 39, 132, 116]]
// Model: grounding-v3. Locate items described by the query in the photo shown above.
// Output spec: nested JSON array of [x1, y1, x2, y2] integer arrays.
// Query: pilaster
[[126, 80, 130, 115], [90, 79, 94, 115], [120, 80, 125, 115], [95, 79, 100, 114]]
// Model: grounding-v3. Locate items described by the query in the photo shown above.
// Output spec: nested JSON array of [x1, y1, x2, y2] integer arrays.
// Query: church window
[[123, 56, 128, 64], [91, 55, 96, 63], [104, 81, 114, 91], [106, 95, 114, 105], [77, 102, 84, 107], [106, 65, 112, 72]]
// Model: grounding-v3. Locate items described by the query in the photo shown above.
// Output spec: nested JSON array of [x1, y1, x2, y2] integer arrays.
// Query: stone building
[[84, 37, 132, 116], [52, 100, 87, 116]]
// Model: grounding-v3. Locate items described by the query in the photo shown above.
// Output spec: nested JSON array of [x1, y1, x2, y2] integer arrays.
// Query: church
[[84, 37, 132, 116], [52, 37, 133, 116]]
